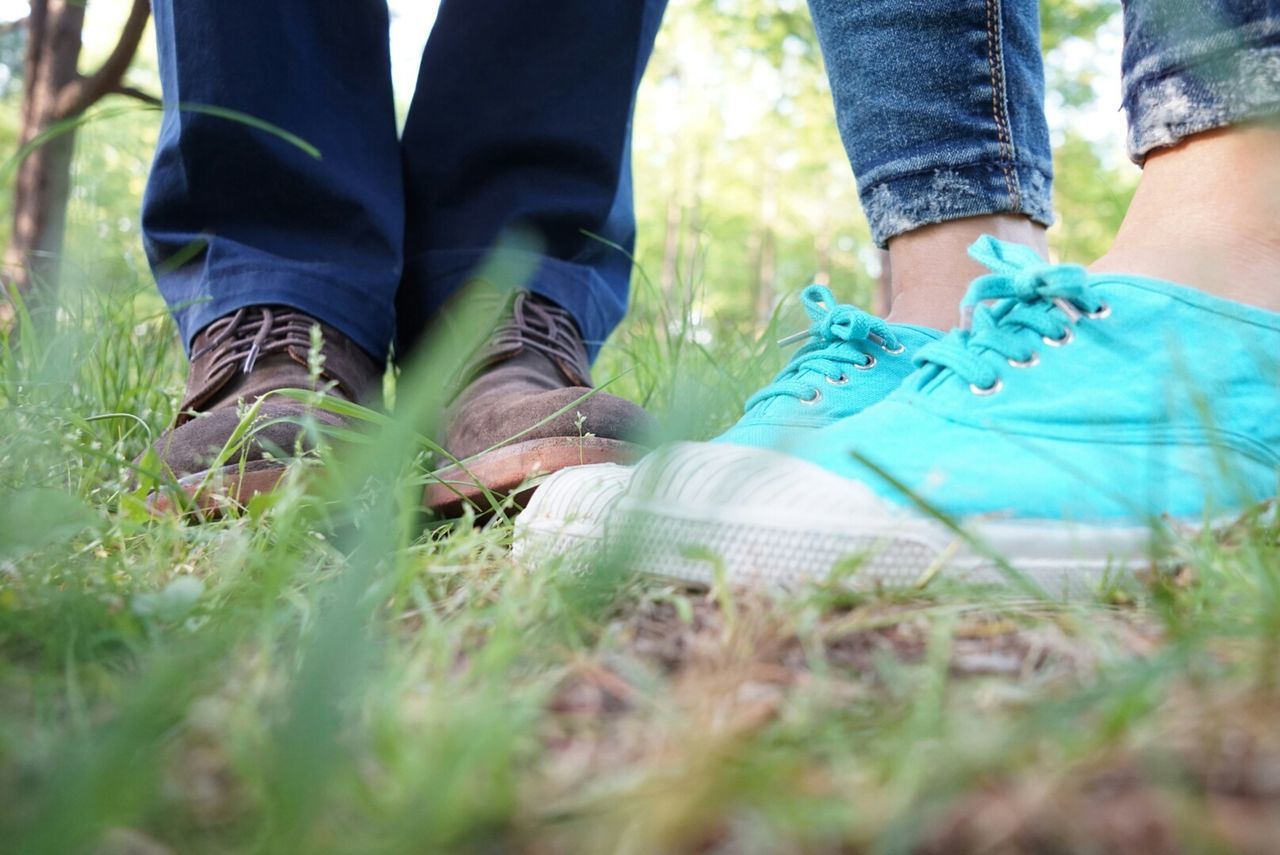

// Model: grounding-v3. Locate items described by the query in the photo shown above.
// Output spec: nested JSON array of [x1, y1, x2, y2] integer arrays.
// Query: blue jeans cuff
[[165, 264, 396, 361], [859, 159, 1055, 247]]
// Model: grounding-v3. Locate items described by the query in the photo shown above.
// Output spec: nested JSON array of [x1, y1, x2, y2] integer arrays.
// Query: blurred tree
[[633, 0, 874, 339], [1041, 0, 1119, 52], [3, 0, 152, 299], [630, 0, 1133, 346], [1049, 130, 1137, 261]]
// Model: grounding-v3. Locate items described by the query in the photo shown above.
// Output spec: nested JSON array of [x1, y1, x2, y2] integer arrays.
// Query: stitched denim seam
[[983, 0, 1020, 210]]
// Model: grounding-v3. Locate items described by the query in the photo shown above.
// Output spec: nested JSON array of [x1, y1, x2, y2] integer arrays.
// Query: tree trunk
[[3, 0, 152, 299], [5, 0, 82, 294]]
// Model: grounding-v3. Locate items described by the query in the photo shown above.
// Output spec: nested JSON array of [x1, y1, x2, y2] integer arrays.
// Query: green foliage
[[1041, 0, 1121, 53], [1049, 130, 1138, 263]]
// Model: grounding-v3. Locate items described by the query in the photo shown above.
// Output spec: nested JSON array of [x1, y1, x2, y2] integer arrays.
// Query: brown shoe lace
[[458, 292, 591, 390], [191, 306, 319, 377]]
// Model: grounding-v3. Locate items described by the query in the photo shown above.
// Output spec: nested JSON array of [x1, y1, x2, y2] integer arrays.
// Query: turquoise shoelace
[[914, 237, 1109, 394], [745, 285, 904, 410]]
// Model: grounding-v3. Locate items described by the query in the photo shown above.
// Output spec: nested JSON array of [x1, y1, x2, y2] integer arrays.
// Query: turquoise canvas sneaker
[[713, 285, 940, 451], [607, 237, 1280, 593], [514, 286, 940, 553]]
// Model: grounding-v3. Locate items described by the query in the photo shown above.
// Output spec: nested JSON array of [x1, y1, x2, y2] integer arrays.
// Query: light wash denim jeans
[[806, 0, 1280, 247]]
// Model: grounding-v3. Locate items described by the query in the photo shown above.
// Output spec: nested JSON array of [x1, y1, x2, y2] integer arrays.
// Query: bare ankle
[[1091, 123, 1280, 311], [885, 214, 1048, 329]]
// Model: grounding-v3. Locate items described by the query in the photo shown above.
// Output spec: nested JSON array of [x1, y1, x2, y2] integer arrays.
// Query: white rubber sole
[[607, 496, 1158, 595], [513, 462, 633, 558], [521, 443, 1175, 596]]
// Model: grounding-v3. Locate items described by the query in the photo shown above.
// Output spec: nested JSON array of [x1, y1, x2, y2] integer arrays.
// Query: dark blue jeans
[[143, 0, 667, 362]]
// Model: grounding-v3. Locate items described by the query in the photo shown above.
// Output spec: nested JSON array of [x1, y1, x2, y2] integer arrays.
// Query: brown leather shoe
[[424, 292, 654, 517], [143, 305, 381, 514]]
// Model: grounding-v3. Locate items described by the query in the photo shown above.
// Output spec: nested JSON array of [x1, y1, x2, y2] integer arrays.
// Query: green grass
[[3, 259, 1280, 855]]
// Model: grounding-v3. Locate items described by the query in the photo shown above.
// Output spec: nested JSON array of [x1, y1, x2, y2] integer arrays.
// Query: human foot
[[143, 306, 382, 514], [425, 291, 654, 518], [599, 239, 1280, 593], [515, 286, 940, 554]]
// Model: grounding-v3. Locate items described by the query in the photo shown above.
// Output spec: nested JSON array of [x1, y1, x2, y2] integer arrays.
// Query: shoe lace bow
[[913, 236, 1108, 392], [745, 284, 902, 410]]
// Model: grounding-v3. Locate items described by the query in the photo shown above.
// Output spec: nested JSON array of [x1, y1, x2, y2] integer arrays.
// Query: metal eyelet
[[1008, 353, 1040, 368], [854, 355, 877, 371], [1042, 327, 1074, 347], [825, 373, 850, 386], [881, 341, 906, 355], [1085, 302, 1111, 320], [969, 378, 1004, 397], [800, 389, 822, 405]]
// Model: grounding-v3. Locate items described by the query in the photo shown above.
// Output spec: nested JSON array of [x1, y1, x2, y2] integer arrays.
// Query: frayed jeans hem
[[859, 160, 1055, 247], [1126, 43, 1280, 162]]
